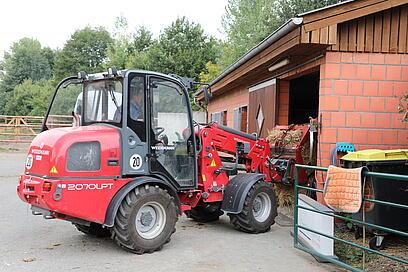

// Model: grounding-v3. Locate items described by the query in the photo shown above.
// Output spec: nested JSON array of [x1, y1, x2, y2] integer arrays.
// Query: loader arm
[[192, 123, 272, 202], [205, 123, 272, 176]]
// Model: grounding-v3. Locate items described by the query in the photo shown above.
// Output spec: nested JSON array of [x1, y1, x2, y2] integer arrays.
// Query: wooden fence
[[0, 115, 73, 143]]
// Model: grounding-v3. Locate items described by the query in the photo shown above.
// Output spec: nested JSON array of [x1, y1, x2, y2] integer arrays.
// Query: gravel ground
[[336, 229, 408, 272], [0, 152, 338, 272]]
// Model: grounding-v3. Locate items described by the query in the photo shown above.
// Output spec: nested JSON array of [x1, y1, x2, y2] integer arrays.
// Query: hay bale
[[275, 183, 307, 208], [302, 143, 311, 165], [266, 129, 302, 148], [267, 127, 315, 165], [268, 128, 311, 207], [275, 183, 295, 207]]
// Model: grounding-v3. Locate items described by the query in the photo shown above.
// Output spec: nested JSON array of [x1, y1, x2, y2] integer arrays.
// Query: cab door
[[121, 73, 149, 176], [148, 77, 197, 189]]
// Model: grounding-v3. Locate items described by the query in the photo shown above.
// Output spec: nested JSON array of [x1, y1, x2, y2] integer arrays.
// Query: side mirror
[[203, 86, 212, 104]]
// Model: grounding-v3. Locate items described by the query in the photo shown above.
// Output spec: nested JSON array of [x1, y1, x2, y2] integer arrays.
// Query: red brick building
[[198, 0, 408, 174]]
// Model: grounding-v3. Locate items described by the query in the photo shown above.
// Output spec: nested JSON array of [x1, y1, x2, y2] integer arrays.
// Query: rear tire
[[229, 181, 277, 233], [74, 222, 111, 238], [113, 184, 178, 254], [185, 204, 223, 223]]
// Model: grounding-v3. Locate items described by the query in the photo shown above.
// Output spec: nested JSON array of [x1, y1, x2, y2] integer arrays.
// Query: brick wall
[[318, 52, 408, 167], [277, 80, 289, 125], [207, 86, 249, 127]]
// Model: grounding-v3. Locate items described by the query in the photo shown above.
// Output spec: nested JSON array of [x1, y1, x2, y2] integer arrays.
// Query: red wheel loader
[[17, 68, 310, 253]]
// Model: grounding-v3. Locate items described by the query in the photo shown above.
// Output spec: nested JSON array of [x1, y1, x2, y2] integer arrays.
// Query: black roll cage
[[42, 76, 78, 132]]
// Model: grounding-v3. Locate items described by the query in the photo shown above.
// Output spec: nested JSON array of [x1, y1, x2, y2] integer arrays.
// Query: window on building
[[211, 111, 227, 126], [222, 110, 227, 126], [233, 106, 248, 132], [211, 112, 220, 123]]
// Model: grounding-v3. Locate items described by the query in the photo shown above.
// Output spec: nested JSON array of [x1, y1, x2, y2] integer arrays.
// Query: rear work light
[[43, 182, 52, 192]]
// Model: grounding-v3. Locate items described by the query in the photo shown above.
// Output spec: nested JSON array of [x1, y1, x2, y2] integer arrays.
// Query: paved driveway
[[0, 152, 337, 272]]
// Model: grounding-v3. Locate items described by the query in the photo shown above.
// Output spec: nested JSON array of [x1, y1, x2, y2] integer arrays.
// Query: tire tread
[[229, 181, 277, 234], [113, 184, 178, 254]]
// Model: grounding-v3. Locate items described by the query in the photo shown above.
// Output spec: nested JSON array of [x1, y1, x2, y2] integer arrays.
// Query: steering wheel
[[153, 127, 169, 146], [154, 127, 165, 136]]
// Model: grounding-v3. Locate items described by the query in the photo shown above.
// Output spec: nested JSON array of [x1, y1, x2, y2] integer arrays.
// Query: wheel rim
[[252, 192, 272, 223], [135, 201, 166, 239]]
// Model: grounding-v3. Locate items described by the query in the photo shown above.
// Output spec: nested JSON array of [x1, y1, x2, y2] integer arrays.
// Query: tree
[[0, 38, 53, 93], [199, 61, 222, 83], [107, 16, 155, 70], [106, 16, 132, 69], [220, 0, 341, 68], [42, 47, 56, 74], [146, 17, 219, 81], [125, 50, 151, 70], [274, 0, 341, 23], [131, 26, 155, 53], [124, 26, 156, 69], [3, 79, 54, 116], [0, 38, 54, 114], [221, 0, 279, 68], [53, 26, 113, 80], [106, 39, 130, 69]]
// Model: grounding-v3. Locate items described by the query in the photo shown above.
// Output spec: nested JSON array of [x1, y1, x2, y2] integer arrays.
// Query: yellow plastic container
[[341, 149, 408, 162], [340, 148, 408, 241]]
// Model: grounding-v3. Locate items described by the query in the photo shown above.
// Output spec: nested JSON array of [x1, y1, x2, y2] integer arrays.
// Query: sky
[[0, 0, 228, 59]]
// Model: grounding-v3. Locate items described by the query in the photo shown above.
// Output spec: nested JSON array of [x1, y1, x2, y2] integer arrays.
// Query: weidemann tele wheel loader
[[17, 68, 308, 254]]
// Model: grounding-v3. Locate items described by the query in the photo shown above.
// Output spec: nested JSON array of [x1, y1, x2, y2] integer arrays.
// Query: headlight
[[67, 141, 101, 171]]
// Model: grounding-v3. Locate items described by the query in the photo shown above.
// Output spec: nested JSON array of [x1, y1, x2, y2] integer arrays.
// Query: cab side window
[[127, 75, 146, 142]]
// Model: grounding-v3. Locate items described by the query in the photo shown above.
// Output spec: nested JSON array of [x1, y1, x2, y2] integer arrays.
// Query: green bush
[[4, 79, 54, 116]]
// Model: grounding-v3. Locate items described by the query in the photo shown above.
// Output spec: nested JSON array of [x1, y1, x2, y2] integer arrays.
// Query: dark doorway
[[288, 71, 319, 124]]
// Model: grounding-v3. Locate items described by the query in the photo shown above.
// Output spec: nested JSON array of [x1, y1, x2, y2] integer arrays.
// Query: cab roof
[[83, 69, 193, 90]]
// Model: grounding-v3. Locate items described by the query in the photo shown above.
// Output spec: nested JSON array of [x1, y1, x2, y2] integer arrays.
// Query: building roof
[[197, 0, 407, 100]]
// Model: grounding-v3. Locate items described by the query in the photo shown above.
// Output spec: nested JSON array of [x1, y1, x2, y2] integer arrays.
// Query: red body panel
[[17, 125, 125, 223], [17, 123, 310, 224], [194, 125, 271, 203], [17, 175, 132, 224], [187, 123, 310, 207], [25, 126, 121, 178]]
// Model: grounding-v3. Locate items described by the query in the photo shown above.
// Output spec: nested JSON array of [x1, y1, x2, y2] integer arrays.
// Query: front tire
[[113, 184, 178, 254], [229, 181, 277, 233]]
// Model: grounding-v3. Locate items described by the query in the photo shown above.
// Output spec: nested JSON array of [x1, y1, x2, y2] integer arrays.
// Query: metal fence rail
[[293, 164, 408, 272], [0, 115, 72, 143]]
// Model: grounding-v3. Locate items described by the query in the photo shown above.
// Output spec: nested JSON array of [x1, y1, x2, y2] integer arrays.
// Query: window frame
[[82, 78, 124, 128], [233, 105, 248, 132]]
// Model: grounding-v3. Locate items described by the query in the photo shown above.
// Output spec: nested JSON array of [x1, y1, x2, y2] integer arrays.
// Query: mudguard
[[103, 176, 181, 227], [221, 173, 265, 214]]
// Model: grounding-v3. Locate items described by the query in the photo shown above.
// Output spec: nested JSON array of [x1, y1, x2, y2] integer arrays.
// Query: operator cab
[[43, 69, 197, 190]]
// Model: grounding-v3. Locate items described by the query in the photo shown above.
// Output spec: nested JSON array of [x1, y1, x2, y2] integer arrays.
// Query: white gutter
[[207, 17, 303, 90]]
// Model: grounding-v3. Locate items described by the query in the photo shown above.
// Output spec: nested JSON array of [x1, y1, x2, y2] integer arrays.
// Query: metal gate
[[293, 164, 408, 271]]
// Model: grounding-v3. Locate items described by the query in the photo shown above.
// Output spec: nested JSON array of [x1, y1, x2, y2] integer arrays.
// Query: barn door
[[248, 79, 277, 138]]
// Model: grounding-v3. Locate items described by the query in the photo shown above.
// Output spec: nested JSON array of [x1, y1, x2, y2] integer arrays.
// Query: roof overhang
[[196, 0, 408, 101]]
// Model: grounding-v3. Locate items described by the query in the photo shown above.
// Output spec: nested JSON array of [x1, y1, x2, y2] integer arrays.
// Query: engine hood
[[25, 125, 121, 178]]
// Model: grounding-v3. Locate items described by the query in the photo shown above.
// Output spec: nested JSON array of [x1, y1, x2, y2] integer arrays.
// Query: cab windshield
[[82, 79, 123, 124], [44, 78, 123, 130]]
